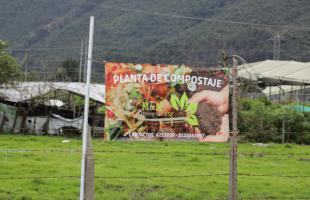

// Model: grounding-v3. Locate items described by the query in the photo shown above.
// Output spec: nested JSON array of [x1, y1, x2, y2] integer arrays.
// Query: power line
[[7, 2, 310, 53], [11, 46, 156, 52], [17, 55, 213, 66], [87, 2, 310, 31], [3, 1, 310, 33], [11, 47, 81, 51]]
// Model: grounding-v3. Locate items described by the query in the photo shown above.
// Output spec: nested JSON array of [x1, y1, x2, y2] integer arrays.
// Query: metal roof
[[0, 82, 105, 103], [238, 60, 310, 85]]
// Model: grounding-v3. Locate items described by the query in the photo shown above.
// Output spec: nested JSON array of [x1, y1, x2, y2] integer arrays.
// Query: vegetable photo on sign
[[104, 62, 229, 142]]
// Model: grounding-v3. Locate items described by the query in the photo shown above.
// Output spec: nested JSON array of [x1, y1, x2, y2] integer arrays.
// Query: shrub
[[238, 98, 310, 144]]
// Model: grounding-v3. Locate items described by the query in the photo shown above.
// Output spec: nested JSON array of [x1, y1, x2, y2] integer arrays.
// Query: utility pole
[[277, 33, 281, 60], [79, 16, 95, 200], [272, 33, 281, 60], [267, 28, 286, 61], [83, 37, 88, 83], [25, 64, 28, 82], [21, 53, 29, 82], [79, 40, 84, 82]]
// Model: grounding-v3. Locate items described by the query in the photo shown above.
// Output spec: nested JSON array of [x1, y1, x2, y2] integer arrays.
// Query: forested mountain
[[1, 0, 310, 79]]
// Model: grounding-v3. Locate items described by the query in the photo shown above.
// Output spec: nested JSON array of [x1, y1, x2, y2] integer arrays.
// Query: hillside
[[1, 0, 310, 80]]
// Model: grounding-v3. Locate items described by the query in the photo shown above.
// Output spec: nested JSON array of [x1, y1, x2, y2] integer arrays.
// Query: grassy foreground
[[0, 134, 309, 200]]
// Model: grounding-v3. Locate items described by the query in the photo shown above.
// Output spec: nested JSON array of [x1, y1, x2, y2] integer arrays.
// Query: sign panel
[[105, 63, 229, 142]]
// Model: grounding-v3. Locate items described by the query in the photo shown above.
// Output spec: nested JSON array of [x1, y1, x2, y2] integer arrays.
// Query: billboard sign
[[105, 63, 229, 142]]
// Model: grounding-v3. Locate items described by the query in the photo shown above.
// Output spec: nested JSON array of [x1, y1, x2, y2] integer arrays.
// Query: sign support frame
[[229, 55, 240, 200]]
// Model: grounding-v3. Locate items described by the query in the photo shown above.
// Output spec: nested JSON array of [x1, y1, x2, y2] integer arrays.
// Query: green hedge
[[238, 96, 310, 144]]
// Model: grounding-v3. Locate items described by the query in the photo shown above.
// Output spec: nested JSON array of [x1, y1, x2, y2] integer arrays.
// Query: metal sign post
[[229, 56, 238, 200], [79, 16, 95, 200]]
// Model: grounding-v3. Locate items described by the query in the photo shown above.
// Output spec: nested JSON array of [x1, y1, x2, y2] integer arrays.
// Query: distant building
[[0, 82, 105, 136]]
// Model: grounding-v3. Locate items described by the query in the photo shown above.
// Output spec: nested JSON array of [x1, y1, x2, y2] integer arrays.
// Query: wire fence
[[242, 92, 310, 103], [0, 146, 309, 199], [1, 173, 309, 181], [2, 3, 310, 199], [0, 148, 309, 157]]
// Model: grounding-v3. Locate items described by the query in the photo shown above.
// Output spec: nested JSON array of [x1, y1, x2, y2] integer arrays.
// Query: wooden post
[[278, 84, 281, 103], [34, 116, 37, 135], [290, 85, 293, 103], [46, 111, 51, 135], [12, 104, 19, 133], [299, 85, 302, 109], [73, 94, 76, 118], [282, 118, 285, 144], [20, 108, 28, 134], [302, 84, 305, 112], [0, 112, 6, 131], [269, 84, 272, 101], [68, 92, 72, 111], [91, 104, 96, 138], [229, 56, 238, 200]]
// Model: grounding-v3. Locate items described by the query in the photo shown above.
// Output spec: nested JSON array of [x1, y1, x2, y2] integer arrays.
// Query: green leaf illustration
[[170, 94, 180, 110], [186, 103, 198, 115], [130, 89, 140, 99], [186, 115, 199, 126], [223, 68, 229, 75], [180, 92, 188, 110], [174, 67, 183, 75], [171, 81, 177, 87]]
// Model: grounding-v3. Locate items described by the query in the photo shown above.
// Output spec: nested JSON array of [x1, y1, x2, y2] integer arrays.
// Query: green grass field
[[0, 134, 309, 200]]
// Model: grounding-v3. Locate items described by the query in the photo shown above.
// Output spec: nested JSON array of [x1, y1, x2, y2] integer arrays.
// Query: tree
[[238, 97, 310, 144], [51, 67, 67, 82], [0, 40, 20, 84], [26, 71, 39, 81], [62, 59, 79, 82]]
